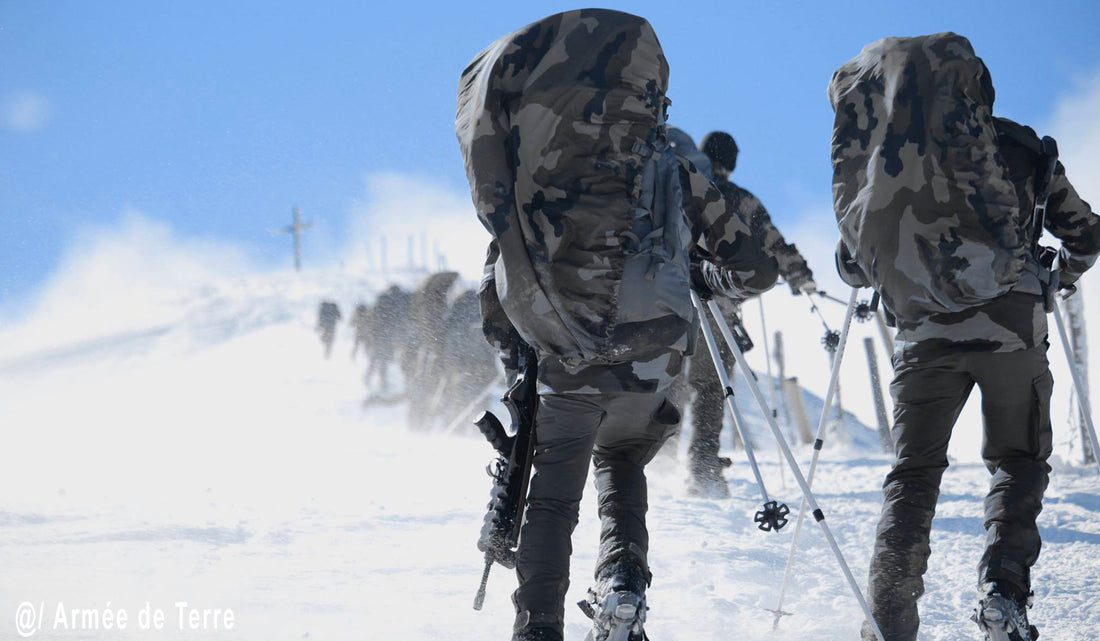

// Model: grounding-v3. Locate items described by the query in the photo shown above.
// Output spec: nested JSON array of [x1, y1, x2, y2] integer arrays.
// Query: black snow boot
[[512, 611, 563, 641], [579, 559, 649, 641], [512, 628, 563, 641], [972, 582, 1039, 641]]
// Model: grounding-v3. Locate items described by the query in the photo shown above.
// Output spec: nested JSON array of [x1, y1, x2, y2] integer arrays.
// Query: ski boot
[[578, 560, 649, 641], [972, 583, 1039, 641]]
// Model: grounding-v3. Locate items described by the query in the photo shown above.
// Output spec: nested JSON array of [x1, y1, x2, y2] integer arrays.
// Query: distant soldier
[[350, 303, 371, 360], [423, 288, 500, 430], [404, 272, 459, 427], [316, 300, 341, 359], [700, 130, 816, 296], [364, 285, 410, 398]]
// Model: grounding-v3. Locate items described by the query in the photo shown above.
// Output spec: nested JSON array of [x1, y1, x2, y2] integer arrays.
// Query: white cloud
[[1047, 70, 1100, 206], [3, 91, 50, 132], [343, 172, 490, 283]]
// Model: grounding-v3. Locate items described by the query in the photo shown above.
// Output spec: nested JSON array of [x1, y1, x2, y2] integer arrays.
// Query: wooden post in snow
[[275, 206, 312, 271], [1063, 293, 1095, 464], [864, 337, 893, 452]]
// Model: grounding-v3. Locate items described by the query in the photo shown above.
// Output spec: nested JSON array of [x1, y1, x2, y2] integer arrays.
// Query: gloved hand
[[834, 239, 871, 288], [785, 268, 817, 296], [782, 255, 816, 296], [690, 254, 714, 300]]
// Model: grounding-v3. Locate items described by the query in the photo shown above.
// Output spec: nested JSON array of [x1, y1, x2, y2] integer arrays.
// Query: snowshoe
[[971, 585, 1039, 641], [578, 560, 649, 641]]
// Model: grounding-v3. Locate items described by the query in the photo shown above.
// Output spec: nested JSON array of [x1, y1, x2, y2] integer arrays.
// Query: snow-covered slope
[[0, 268, 1097, 641]]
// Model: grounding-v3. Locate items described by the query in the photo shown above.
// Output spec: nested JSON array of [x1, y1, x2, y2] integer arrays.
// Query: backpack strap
[[994, 118, 1060, 252]]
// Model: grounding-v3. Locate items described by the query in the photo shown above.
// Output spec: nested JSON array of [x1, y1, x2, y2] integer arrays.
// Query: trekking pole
[[691, 292, 789, 532], [442, 373, 507, 437], [707, 293, 883, 641], [819, 289, 894, 360], [1053, 296, 1100, 477], [769, 287, 859, 628], [808, 292, 841, 352], [758, 296, 787, 489]]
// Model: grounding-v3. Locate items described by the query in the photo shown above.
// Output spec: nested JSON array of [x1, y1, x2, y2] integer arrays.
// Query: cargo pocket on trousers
[[639, 398, 682, 464], [1030, 370, 1054, 460]]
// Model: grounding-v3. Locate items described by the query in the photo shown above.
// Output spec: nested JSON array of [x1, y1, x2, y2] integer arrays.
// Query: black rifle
[[472, 344, 539, 611]]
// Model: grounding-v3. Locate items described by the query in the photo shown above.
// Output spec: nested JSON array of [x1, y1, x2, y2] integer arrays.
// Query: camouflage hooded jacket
[[830, 32, 1029, 323], [713, 179, 814, 294], [456, 9, 777, 393], [830, 33, 1099, 359]]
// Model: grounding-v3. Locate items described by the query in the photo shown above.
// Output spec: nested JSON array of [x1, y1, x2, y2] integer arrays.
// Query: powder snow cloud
[[343, 172, 489, 283]]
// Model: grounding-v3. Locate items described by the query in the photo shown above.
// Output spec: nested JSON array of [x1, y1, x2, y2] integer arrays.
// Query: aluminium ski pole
[[808, 291, 841, 352], [817, 289, 894, 359], [706, 295, 884, 641], [1053, 297, 1100, 477], [769, 287, 859, 628], [691, 292, 789, 532]]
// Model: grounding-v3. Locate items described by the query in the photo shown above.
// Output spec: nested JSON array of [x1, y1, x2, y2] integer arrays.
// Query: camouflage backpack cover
[[828, 32, 1029, 321], [455, 9, 694, 364]]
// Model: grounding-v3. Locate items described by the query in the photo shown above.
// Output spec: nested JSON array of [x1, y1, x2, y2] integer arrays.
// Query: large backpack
[[456, 9, 694, 364], [667, 126, 713, 179], [828, 32, 1029, 321]]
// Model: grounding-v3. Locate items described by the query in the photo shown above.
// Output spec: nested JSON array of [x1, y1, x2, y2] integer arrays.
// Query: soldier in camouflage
[[363, 285, 409, 401], [678, 129, 818, 496], [315, 300, 341, 359], [700, 131, 816, 296], [456, 10, 777, 641], [350, 303, 370, 360], [829, 32, 1100, 641]]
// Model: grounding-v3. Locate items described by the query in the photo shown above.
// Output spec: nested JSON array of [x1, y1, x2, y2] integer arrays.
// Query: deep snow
[[0, 268, 1098, 641]]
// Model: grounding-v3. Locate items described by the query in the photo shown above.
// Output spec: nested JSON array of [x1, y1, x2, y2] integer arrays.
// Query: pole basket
[[854, 300, 873, 322], [755, 500, 791, 532]]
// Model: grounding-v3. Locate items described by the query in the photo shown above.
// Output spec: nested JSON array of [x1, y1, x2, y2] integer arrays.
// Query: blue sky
[[3, 0, 1099, 314]]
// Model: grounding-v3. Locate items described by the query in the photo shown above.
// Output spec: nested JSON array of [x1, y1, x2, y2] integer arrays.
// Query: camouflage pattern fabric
[[829, 32, 1030, 322], [714, 179, 815, 294], [889, 118, 1099, 363], [458, 9, 776, 394], [994, 117, 1100, 289]]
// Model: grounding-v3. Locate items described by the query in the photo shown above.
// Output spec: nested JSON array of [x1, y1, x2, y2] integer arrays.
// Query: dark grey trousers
[[688, 313, 739, 479], [511, 390, 680, 635], [688, 348, 726, 477], [864, 345, 1053, 641]]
